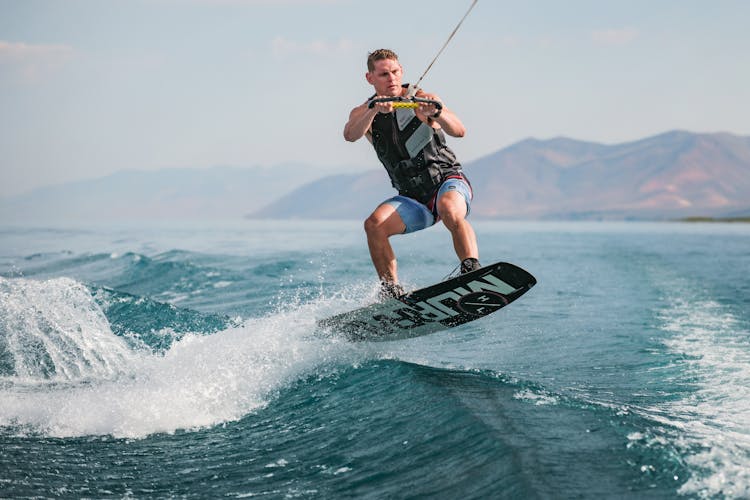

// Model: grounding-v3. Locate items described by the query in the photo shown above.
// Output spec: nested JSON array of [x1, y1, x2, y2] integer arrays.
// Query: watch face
[[457, 291, 509, 316]]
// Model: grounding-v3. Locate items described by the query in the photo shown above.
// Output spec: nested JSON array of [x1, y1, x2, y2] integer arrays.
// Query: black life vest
[[369, 92, 463, 204]]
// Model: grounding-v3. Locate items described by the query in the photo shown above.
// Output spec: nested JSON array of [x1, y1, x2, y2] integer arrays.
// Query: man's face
[[366, 58, 403, 96]]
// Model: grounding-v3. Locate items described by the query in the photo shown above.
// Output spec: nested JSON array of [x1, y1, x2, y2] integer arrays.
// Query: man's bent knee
[[364, 205, 405, 238], [438, 195, 468, 226], [364, 213, 383, 236]]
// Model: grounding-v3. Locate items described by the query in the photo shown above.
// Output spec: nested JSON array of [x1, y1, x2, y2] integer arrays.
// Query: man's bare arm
[[343, 102, 378, 142], [416, 92, 466, 138]]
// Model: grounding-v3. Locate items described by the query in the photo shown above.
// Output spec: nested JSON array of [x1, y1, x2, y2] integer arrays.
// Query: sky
[[1, 0, 749, 198]]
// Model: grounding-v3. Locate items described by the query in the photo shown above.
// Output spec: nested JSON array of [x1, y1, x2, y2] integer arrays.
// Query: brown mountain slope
[[253, 130, 750, 220]]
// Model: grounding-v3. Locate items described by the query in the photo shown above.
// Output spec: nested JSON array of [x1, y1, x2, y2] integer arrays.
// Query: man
[[344, 49, 480, 299]]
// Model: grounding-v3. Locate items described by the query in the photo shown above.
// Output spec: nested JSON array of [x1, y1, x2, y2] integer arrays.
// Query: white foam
[[657, 295, 750, 497], [0, 276, 132, 381], [0, 276, 367, 439], [513, 388, 559, 406]]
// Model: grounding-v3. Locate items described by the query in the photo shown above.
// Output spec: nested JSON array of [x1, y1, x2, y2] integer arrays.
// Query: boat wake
[[0, 275, 364, 438]]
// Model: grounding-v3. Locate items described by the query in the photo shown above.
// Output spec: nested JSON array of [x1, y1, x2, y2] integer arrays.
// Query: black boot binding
[[460, 258, 481, 274], [379, 281, 405, 301]]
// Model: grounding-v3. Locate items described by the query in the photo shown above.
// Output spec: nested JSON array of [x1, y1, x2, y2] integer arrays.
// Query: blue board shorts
[[384, 177, 473, 234]]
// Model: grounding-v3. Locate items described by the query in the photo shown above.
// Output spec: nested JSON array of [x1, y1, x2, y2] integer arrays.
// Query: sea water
[[1, 220, 748, 498]]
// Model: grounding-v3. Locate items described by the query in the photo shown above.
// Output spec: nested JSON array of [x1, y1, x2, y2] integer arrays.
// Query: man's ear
[[365, 71, 374, 85]]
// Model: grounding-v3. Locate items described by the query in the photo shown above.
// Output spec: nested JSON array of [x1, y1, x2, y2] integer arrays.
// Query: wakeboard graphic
[[318, 261, 536, 341]]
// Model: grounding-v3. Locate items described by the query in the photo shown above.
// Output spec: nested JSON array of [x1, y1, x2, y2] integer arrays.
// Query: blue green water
[[1, 220, 749, 498]]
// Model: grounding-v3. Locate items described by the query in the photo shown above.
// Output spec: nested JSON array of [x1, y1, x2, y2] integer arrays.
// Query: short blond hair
[[367, 49, 399, 72]]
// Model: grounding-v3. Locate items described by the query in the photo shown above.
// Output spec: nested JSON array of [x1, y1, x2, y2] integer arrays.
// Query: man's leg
[[437, 190, 479, 263], [364, 203, 407, 284]]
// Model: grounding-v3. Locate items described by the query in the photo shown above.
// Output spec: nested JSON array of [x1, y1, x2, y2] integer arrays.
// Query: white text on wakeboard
[[369, 273, 518, 331]]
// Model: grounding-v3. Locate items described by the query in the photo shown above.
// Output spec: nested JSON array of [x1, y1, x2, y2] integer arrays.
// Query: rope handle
[[367, 96, 443, 110]]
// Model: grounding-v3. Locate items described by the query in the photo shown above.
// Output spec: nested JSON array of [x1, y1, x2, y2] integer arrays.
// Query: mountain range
[[251, 130, 750, 220], [2, 130, 748, 224], [0, 164, 341, 224]]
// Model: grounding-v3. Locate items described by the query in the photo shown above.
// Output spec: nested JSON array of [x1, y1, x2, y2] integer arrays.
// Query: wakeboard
[[318, 261, 536, 342]]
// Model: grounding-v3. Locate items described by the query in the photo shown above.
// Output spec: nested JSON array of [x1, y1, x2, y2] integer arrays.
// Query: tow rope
[[408, 0, 479, 97]]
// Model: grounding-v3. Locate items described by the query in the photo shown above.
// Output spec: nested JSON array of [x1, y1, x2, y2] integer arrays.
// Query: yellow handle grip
[[391, 102, 420, 109]]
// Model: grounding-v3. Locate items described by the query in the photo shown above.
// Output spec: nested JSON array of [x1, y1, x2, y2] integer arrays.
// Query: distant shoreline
[[677, 217, 750, 223]]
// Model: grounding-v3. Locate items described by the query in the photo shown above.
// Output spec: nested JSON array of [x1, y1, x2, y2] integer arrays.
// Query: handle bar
[[367, 96, 443, 110]]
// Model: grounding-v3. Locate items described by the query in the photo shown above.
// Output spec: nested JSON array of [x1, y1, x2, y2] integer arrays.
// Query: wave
[[0, 275, 365, 439], [3, 249, 326, 317], [92, 286, 233, 353], [4, 250, 242, 301], [0, 276, 133, 381]]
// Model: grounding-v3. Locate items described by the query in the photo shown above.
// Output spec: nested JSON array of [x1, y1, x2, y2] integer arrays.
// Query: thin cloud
[[591, 27, 639, 46], [271, 36, 354, 57], [0, 41, 74, 83], [170, 0, 347, 5]]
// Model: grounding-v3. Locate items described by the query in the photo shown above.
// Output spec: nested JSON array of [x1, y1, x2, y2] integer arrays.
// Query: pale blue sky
[[1, 0, 749, 197]]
